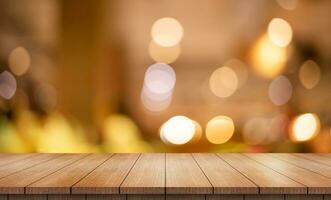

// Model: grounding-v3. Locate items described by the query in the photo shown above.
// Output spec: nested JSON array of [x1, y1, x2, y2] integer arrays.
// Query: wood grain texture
[[295, 154, 331, 167], [47, 195, 85, 200], [217, 154, 306, 194], [121, 154, 165, 194], [0, 154, 35, 167], [0, 154, 60, 179], [166, 154, 212, 194], [244, 195, 284, 200], [206, 194, 243, 200], [86, 195, 126, 200], [0, 154, 86, 194], [285, 195, 323, 200], [193, 153, 257, 194], [272, 154, 331, 178], [26, 154, 111, 194], [247, 154, 331, 194], [127, 195, 165, 200], [73, 154, 139, 194], [166, 195, 205, 200], [8, 195, 46, 200]]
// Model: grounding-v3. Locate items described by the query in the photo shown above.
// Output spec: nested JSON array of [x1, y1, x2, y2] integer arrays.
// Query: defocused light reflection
[[251, 35, 287, 78], [190, 120, 202, 144], [209, 66, 238, 98], [299, 60, 321, 89], [160, 116, 195, 145], [276, 0, 298, 10], [206, 116, 235, 144], [141, 63, 176, 112], [290, 113, 320, 142], [268, 18, 293, 47], [224, 59, 248, 88], [0, 71, 17, 100], [151, 17, 184, 47], [8, 46, 31, 76], [268, 75, 292, 105], [148, 40, 180, 64]]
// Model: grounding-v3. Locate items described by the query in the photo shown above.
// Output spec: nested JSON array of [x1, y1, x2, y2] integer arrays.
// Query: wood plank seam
[[269, 154, 331, 179], [70, 154, 115, 194], [0, 155, 36, 168], [191, 154, 215, 194], [164, 153, 166, 196], [0, 154, 62, 182], [23, 154, 90, 194], [242, 154, 309, 195], [215, 154, 260, 194], [118, 154, 141, 194]]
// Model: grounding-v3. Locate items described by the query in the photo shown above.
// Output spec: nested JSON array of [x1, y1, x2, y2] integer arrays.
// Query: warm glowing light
[[209, 67, 238, 98], [160, 116, 195, 145], [148, 40, 180, 64], [268, 75, 292, 105], [290, 113, 320, 142], [224, 59, 248, 88], [151, 17, 184, 47], [206, 116, 235, 144], [190, 120, 202, 143], [268, 18, 293, 47], [8, 46, 31, 76], [0, 71, 17, 100], [276, 0, 298, 10], [141, 63, 176, 112], [144, 63, 176, 95], [251, 34, 287, 78], [299, 60, 321, 89]]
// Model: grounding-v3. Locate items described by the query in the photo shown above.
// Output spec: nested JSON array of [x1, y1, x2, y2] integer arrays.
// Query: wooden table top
[[0, 153, 330, 199]]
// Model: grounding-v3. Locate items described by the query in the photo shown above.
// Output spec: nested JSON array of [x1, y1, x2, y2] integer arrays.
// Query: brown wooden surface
[[0, 153, 329, 198]]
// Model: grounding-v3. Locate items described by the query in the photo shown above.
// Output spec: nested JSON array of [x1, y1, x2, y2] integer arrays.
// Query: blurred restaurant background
[[0, 0, 331, 153]]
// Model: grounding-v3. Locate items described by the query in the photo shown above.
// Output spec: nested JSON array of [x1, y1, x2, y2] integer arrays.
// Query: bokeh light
[[267, 18, 293, 47], [224, 59, 248, 88], [141, 63, 176, 112], [299, 60, 321, 89], [160, 116, 195, 145], [0, 71, 17, 100], [151, 17, 184, 47], [190, 120, 202, 144], [209, 66, 238, 98], [206, 115, 235, 144], [148, 40, 181, 64], [8, 46, 31, 76], [290, 113, 321, 142], [268, 75, 292, 105], [251, 34, 287, 78], [276, 0, 298, 10]]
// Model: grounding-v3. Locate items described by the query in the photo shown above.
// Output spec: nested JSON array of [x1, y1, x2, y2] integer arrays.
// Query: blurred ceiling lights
[[267, 18, 293, 47], [0, 71, 17, 100], [209, 66, 238, 98], [151, 17, 184, 47], [276, 0, 298, 11], [299, 60, 321, 89], [206, 115, 235, 144], [8, 46, 31, 76], [268, 75, 293, 106], [290, 113, 321, 142]]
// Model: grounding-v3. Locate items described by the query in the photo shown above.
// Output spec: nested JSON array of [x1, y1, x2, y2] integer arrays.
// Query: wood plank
[[247, 154, 331, 194], [295, 154, 331, 167], [0, 154, 60, 179], [166, 195, 204, 200], [47, 195, 85, 200], [244, 195, 284, 200], [8, 195, 46, 200], [206, 195, 243, 200], [87, 194, 126, 200], [285, 195, 323, 200], [0, 154, 35, 167], [121, 154, 164, 194], [26, 154, 111, 194], [73, 154, 139, 194], [193, 153, 257, 194], [0, 195, 6, 200], [166, 154, 212, 194], [0, 154, 87, 194], [271, 154, 331, 178], [127, 195, 164, 200], [217, 154, 306, 194]]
